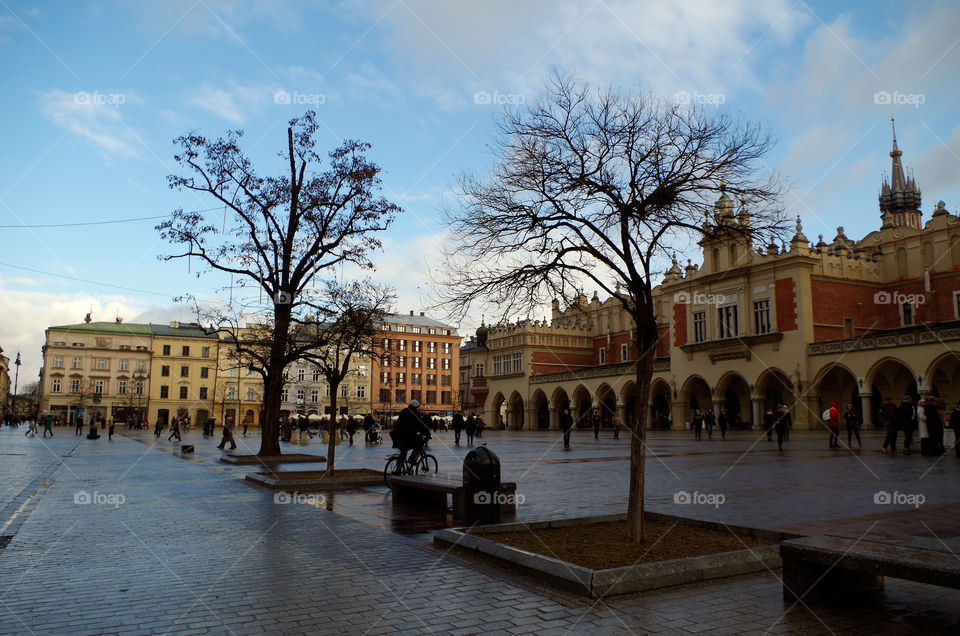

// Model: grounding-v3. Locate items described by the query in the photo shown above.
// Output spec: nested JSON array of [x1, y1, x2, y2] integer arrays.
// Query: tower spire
[[878, 118, 921, 229], [889, 117, 907, 192]]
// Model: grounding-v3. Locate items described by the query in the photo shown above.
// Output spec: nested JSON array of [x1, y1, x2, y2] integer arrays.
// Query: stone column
[[549, 406, 559, 431], [751, 398, 762, 430], [859, 393, 873, 430]]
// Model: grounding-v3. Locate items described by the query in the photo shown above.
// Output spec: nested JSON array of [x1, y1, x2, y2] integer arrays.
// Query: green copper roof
[[47, 321, 153, 336]]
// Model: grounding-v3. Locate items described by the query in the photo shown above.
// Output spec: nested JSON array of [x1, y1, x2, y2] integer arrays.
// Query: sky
[[1, 0, 959, 384]]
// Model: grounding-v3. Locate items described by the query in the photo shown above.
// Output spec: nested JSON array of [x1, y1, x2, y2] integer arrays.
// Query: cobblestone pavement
[[1, 424, 958, 634]]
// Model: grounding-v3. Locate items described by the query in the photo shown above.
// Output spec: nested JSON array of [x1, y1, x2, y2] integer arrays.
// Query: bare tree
[[299, 280, 394, 472], [158, 111, 400, 456], [441, 74, 785, 543]]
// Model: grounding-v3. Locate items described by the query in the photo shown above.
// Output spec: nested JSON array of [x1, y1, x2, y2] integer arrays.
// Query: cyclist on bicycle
[[391, 399, 430, 470]]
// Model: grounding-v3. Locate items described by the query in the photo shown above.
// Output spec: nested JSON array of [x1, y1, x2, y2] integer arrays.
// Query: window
[[356, 385, 365, 398], [412, 357, 421, 369], [136, 360, 146, 372], [340, 385, 348, 398], [200, 367, 209, 379], [411, 389, 422, 402], [412, 326, 421, 334], [298, 369, 305, 381], [843, 318, 855, 338], [413, 340, 421, 352], [325, 384, 331, 397], [161, 365, 170, 377], [753, 299, 771, 335], [427, 342, 436, 353], [441, 358, 450, 370], [380, 372, 391, 384], [397, 372, 405, 384], [475, 363, 484, 377], [441, 375, 451, 386], [202, 346, 210, 358], [312, 369, 320, 382], [199, 387, 208, 400], [296, 389, 305, 402], [226, 386, 236, 400], [398, 340, 407, 351], [118, 359, 128, 371], [717, 305, 739, 338], [425, 391, 436, 404], [395, 389, 406, 402], [162, 345, 171, 355], [427, 358, 436, 370], [381, 355, 390, 367], [397, 325, 406, 332], [93, 379, 104, 394], [281, 388, 289, 402], [441, 391, 451, 404], [70, 379, 80, 393], [381, 338, 390, 350], [179, 387, 188, 399], [599, 347, 606, 365], [135, 381, 143, 395], [180, 366, 189, 377], [357, 364, 367, 377], [379, 389, 391, 403], [119, 345, 131, 351], [52, 378, 61, 392], [95, 358, 105, 370], [426, 374, 436, 385], [412, 373, 421, 384], [311, 389, 319, 403], [491, 352, 523, 375], [397, 356, 406, 367], [182, 346, 190, 356], [442, 342, 451, 354], [118, 381, 126, 395], [53, 356, 63, 368], [900, 301, 914, 326], [246, 387, 256, 401], [160, 386, 169, 399], [72, 357, 82, 369], [621, 344, 628, 361], [443, 329, 451, 336], [953, 291, 960, 320], [691, 310, 707, 343], [428, 328, 437, 335], [382, 323, 392, 331]]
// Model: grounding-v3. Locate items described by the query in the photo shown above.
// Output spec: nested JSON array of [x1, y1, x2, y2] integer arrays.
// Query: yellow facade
[[147, 322, 218, 426]]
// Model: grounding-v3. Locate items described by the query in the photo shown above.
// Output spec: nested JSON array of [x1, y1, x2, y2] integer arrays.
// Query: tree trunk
[[327, 383, 339, 473], [257, 309, 292, 457], [626, 316, 657, 545]]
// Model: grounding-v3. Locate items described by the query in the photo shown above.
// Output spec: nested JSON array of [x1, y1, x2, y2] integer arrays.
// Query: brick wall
[[673, 302, 687, 347], [775, 278, 798, 332]]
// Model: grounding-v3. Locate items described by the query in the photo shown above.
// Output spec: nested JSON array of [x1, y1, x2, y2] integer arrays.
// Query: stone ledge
[[245, 468, 382, 490], [220, 453, 327, 465], [434, 512, 789, 598]]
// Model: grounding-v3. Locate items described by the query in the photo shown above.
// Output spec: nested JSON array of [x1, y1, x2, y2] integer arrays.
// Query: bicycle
[[383, 444, 438, 488]]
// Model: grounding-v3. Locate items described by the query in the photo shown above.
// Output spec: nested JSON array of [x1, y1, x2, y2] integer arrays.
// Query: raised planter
[[220, 453, 326, 465], [245, 468, 383, 490], [434, 512, 794, 598]]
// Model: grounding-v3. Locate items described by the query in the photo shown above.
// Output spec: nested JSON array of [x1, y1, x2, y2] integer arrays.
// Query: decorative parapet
[[529, 358, 669, 384], [808, 321, 960, 355]]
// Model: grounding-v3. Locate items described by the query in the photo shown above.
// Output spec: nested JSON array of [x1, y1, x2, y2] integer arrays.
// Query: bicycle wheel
[[383, 457, 399, 488], [419, 454, 438, 474]]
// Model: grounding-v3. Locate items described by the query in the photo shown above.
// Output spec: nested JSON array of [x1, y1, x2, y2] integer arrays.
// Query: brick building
[[464, 124, 960, 431]]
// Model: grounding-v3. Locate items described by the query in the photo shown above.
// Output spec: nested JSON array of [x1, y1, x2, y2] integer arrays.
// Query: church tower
[[878, 117, 922, 229]]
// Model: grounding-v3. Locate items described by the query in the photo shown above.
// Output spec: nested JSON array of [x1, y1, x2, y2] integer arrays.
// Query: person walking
[[75, 414, 84, 436], [775, 404, 791, 451], [880, 397, 898, 454], [764, 408, 775, 441], [693, 410, 703, 440], [921, 398, 944, 456], [560, 408, 573, 448], [154, 417, 163, 437], [108, 418, 115, 441], [466, 412, 478, 446], [949, 403, 960, 458], [704, 408, 715, 441], [844, 404, 862, 449], [452, 411, 465, 445], [168, 416, 181, 442], [217, 416, 237, 450], [347, 416, 358, 446], [611, 413, 622, 440], [827, 400, 841, 449], [896, 396, 916, 454], [718, 408, 728, 440], [592, 413, 601, 440], [42, 414, 54, 438]]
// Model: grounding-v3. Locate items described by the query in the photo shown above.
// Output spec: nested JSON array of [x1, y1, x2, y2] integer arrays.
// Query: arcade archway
[[717, 372, 751, 429], [532, 389, 550, 429]]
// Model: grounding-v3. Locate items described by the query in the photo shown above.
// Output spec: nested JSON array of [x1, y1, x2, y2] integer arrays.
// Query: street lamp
[[13, 352, 21, 399]]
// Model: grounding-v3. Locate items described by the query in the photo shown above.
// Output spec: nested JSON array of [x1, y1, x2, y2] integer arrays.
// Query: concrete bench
[[780, 534, 960, 602], [390, 474, 517, 522]]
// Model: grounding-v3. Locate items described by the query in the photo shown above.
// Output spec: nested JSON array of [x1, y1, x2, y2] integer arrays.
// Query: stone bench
[[390, 474, 517, 522], [780, 534, 960, 602]]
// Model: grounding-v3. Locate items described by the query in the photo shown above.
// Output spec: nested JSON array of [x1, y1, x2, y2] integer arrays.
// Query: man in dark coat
[[880, 397, 898, 454], [561, 408, 574, 448], [949, 403, 960, 458], [774, 405, 791, 451], [452, 411, 465, 445], [392, 400, 429, 466], [896, 396, 916, 454]]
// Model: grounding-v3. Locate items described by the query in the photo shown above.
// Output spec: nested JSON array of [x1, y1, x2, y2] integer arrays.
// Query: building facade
[[0, 346, 10, 413], [147, 322, 219, 426], [40, 320, 153, 423], [372, 312, 461, 417], [464, 126, 960, 432], [278, 356, 372, 419]]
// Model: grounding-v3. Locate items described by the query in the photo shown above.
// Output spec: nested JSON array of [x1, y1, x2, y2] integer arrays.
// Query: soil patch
[[475, 520, 773, 570]]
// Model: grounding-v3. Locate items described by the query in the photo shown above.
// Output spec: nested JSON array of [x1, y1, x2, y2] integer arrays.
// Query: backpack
[[822, 408, 831, 422]]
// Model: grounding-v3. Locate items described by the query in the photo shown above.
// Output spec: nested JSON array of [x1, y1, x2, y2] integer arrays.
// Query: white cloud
[[185, 84, 268, 123], [39, 89, 141, 158]]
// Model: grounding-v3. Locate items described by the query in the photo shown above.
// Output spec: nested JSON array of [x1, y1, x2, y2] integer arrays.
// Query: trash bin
[[463, 446, 501, 524]]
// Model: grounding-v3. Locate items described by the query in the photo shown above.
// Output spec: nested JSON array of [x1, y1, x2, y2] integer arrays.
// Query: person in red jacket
[[828, 400, 841, 449]]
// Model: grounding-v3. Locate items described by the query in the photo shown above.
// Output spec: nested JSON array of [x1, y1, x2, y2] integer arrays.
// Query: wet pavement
[[1, 424, 959, 634]]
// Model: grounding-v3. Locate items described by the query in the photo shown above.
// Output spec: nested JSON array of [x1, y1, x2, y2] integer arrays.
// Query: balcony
[[809, 320, 960, 356]]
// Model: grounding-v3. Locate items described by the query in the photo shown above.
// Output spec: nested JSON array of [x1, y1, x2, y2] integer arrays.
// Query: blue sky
[[1, 0, 959, 382]]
